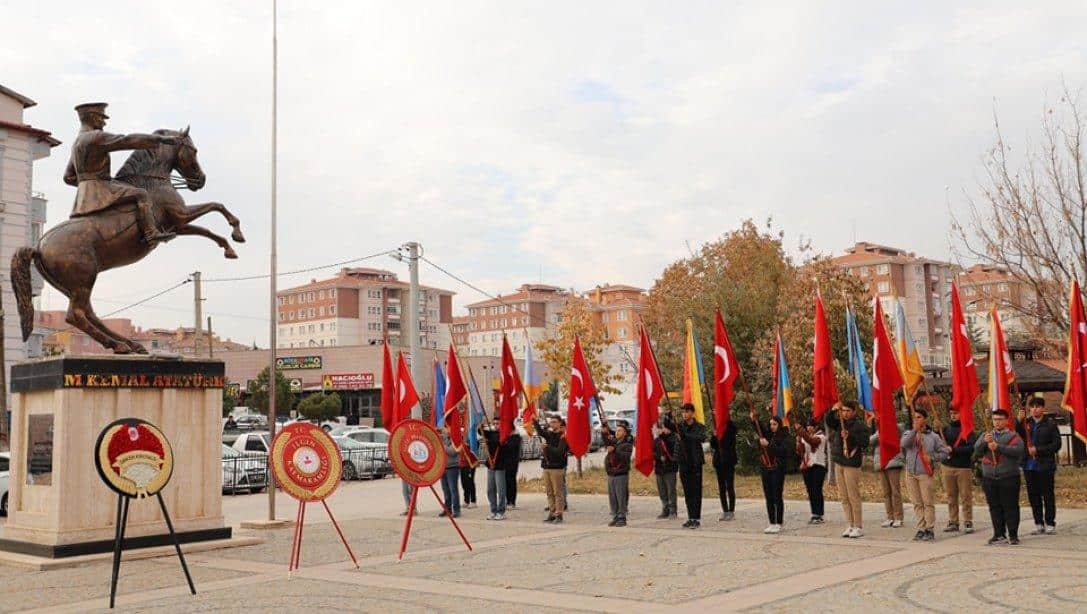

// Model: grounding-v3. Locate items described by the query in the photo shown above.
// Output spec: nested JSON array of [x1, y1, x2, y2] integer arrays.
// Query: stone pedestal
[[0, 356, 231, 558]]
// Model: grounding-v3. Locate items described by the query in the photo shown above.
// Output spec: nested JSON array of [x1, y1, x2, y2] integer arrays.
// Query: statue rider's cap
[[75, 102, 109, 121]]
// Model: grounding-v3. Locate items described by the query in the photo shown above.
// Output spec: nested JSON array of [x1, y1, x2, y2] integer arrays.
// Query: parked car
[[221, 444, 267, 494], [0, 451, 9, 517], [231, 431, 271, 457], [332, 436, 391, 480], [235, 414, 267, 430]]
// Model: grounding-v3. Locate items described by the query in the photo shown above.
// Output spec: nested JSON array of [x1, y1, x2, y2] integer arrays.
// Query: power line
[[39, 278, 192, 336], [202, 248, 399, 282]]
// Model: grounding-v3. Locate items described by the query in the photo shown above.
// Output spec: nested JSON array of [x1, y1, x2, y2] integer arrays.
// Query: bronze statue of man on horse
[[10, 102, 246, 354]]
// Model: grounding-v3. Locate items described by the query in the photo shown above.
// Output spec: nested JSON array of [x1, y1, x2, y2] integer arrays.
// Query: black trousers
[[680, 468, 703, 520], [982, 475, 1021, 539], [802, 464, 827, 517], [715, 463, 736, 513], [761, 466, 786, 524], [504, 461, 519, 505], [1024, 470, 1056, 527], [460, 466, 476, 504]]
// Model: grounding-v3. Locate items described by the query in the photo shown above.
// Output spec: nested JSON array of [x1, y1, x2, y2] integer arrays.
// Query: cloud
[[3, 1, 1086, 345]]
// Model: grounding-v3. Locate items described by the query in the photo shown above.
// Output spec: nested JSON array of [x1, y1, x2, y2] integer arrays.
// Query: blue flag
[[846, 307, 873, 412], [433, 360, 447, 428], [467, 372, 486, 456]]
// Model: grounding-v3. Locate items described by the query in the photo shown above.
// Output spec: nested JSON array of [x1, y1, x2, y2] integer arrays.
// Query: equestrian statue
[[11, 102, 246, 354]]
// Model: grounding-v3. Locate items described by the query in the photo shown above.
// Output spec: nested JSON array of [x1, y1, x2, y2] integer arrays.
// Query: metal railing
[[339, 447, 392, 480], [222, 455, 269, 496]]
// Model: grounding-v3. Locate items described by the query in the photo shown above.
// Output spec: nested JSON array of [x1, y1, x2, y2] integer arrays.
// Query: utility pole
[[0, 275, 7, 451], [192, 271, 202, 354], [267, 0, 279, 522], [406, 242, 422, 419], [207, 316, 213, 358]]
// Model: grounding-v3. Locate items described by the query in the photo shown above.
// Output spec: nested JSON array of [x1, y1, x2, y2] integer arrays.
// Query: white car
[[221, 444, 267, 494], [332, 436, 391, 480], [340, 427, 389, 447], [231, 431, 272, 457], [0, 451, 9, 517]]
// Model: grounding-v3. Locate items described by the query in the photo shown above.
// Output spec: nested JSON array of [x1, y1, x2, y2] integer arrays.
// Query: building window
[[617, 310, 627, 321], [877, 264, 889, 275], [289, 295, 294, 304], [330, 339, 336, 346], [297, 309, 304, 319], [330, 305, 336, 315], [308, 324, 315, 333], [320, 323, 325, 332], [319, 306, 325, 316], [318, 290, 325, 299], [998, 283, 1008, 293], [308, 308, 315, 317], [877, 281, 890, 294], [602, 313, 609, 323], [330, 288, 336, 298], [618, 328, 627, 339]]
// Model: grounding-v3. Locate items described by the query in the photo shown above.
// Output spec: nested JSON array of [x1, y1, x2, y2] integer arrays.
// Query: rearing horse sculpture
[[10, 128, 245, 354]]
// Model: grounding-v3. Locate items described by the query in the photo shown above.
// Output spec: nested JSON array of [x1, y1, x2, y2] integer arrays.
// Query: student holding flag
[[900, 407, 950, 542], [827, 400, 869, 538], [756, 412, 789, 533], [711, 310, 740, 522]]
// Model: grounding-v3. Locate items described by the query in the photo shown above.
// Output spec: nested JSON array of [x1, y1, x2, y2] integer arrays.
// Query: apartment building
[[832, 242, 956, 366], [461, 284, 567, 357], [585, 284, 647, 409], [957, 264, 1042, 344], [38, 311, 249, 356], [276, 267, 454, 351]]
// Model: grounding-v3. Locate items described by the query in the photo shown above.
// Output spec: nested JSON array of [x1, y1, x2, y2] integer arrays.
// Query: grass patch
[[519, 464, 1087, 508]]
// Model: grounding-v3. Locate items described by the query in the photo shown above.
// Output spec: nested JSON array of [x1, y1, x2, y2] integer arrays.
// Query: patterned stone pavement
[[2, 483, 1085, 613]]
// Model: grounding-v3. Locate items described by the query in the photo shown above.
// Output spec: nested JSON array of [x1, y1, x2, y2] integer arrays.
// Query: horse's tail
[[11, 247, 38, 342]]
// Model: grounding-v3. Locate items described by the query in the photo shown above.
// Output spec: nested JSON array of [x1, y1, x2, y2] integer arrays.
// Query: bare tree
[[953, 84, 1087, 336]]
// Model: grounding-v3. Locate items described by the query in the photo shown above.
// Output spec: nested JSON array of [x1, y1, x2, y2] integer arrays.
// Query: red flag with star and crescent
[[635, 327, 664, 477], [872, 298, 904, 470], [950, 284, 980, 444], [395, 352, 419, 427], [566, 336, 596, 458], [498, 336, 524, 444], [443, 344, 468, 449], [1064, 281, 1087, 445], [713, 310, 740, 439], [380, 341, 396, 433]]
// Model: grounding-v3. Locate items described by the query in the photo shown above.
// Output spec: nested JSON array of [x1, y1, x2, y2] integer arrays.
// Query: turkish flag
[[380, 342, 396, 432], [395, 352, 419, 427], [950, 284, 980, 444], [498, 336, 524, 443], [566, 336, 596, 458], [713, 310, 740, 439], [444, 344, 467, 449], [635, 327, 664, 476], [1064, 281, 1087, 444], [872, 298, 904, 469], [812, 294, 839, 422]]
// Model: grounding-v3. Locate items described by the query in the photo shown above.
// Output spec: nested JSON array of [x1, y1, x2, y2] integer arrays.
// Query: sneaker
[[614, 518, 627, 527], [682, 519, 693, 528], [769, 524, 782, 534], [964, 521, 974, 534], [880, 519, 894, 528], [552, 516, 563, 524], [1009, 537, 1020, 545], [987, 535, 1007, 546], [544, 514, 556, 523], [913, 530, 925, 541], [942, 523, 959, 533], [453, 512, 461, 518], [719, 514, 729, 522], [608, 517, 619, 527], [1030, 525, 1045, 535], [494, 513, 507, 521], [811, 517, 825, 525], [657, 512, 670, 520], [892, 520, 903, 528], [692, 520, 701, 529], [486, 513, 497, 520], [764, 525, 775, 534], [669, 514, 678, 520], [507, 504, 517, 510], [848, 527, 864, 538], [1045, 525, 1056, 535], [400, 510, 409, 517], [842, 527, 854, 538], [921, 530, 935, 542], [723, 512, 734, 521], [438, 511, 448, 518]]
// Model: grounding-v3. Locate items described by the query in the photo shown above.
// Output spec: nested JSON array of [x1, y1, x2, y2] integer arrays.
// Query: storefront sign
[[288, 378, 303, 393], [275, 356, 322, 370], [269, 422, 342, 502], [225, 382, 241, 398], [321, 372, 374, 391]]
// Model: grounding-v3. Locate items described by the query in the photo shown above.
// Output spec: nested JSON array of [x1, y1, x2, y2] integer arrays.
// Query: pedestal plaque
[[0, 356, 231, 558]]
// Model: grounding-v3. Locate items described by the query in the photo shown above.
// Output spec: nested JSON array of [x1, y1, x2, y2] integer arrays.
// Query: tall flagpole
[[266, 0, 279, 522]]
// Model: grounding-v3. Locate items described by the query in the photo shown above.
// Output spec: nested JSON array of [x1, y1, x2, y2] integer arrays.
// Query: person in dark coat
[[757, 413, 789, 533], [534, 415, 569, 523], [602, 421, 634, 527], [654, 413, 680, 520], [502, 430, 523, 510], [825, 400, 869, 538], [676, 403, 706, 529], [1017, 397, 1062, 535], [941, 406, 978, 533], [710, 419, 738, 521]]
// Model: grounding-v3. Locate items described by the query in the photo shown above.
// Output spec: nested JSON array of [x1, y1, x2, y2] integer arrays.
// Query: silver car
[[332, 436, 391, 480], [221, 444, 267, 494]]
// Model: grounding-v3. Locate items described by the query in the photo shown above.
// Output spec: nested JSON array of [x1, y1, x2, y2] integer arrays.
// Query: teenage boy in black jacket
[[677, 404, 706, 529], [654, 414, 680, 520], [1017, 397, 1062, 535], [711, 419, 738, 521], [603, 421, 634, 527], [534, 415, 569, 523], [826, 401, 869, 538]]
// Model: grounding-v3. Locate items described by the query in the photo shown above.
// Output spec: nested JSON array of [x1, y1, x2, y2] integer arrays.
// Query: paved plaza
[[2, 477, 1086, 613]]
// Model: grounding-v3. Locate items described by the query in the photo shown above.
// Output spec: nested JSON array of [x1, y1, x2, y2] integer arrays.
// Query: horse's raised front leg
[[171, 202, 245, 243], [175, 224, 237, 259], [66, 288, 144, 354]]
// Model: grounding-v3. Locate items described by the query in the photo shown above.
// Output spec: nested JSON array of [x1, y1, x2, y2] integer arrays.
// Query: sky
[[3, 1, 1087, 346]]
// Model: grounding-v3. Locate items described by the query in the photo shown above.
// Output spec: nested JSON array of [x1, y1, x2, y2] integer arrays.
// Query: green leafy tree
[[296, 392, 342, 422], [247, 366, 294, 418], [221, 387, 237, 418], [539, 380, 559, 413]]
